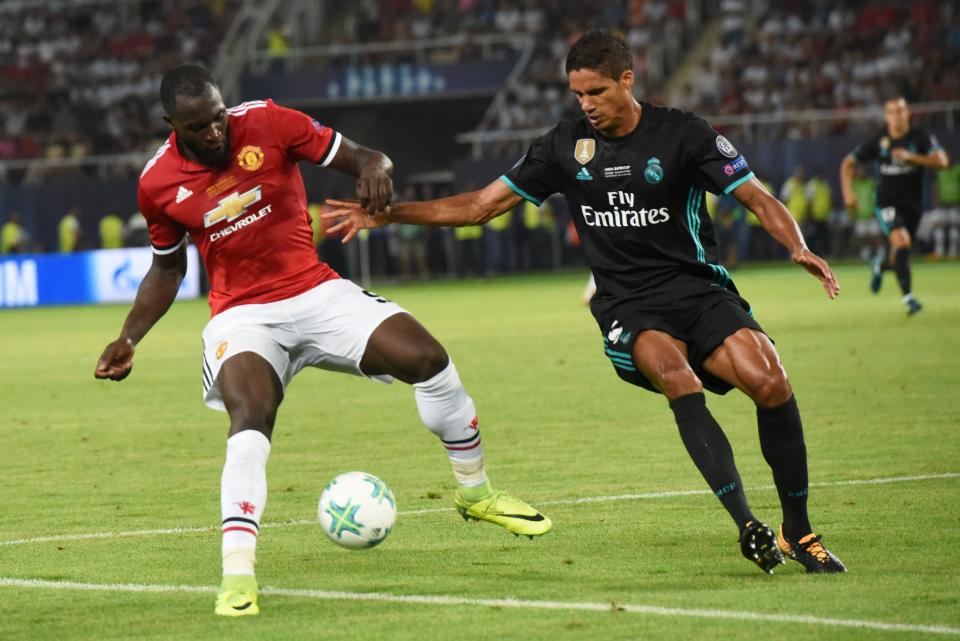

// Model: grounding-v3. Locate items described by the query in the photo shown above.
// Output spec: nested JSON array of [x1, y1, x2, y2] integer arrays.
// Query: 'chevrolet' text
[[209, 204, 273, 242], [581, 191, 670, 228]]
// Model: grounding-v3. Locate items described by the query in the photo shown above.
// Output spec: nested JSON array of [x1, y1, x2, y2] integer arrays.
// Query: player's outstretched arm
[[324, 178, 523, 243], [839, 154, 858, 211], [326, 136, 394, 215], [732, 178, 839, 299], [94, 245, 187, 381]]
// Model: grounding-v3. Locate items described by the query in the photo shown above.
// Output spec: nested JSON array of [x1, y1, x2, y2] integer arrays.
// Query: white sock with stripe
[[413, 362, 490, 493], [221, 429, 271, 576]]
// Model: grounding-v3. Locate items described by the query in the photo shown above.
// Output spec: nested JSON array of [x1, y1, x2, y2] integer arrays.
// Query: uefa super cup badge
[[237, 145, 264, 171], [644, 157, 664, 184]]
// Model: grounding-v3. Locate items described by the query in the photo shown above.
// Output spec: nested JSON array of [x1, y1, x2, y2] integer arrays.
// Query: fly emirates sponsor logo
[[203, 185, 273, 242], [581, 191, 670, 228]]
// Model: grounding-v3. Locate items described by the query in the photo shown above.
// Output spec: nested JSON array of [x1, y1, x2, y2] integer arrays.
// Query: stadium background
[[0, 0, 958, 303], [1, 3, 959, 638]]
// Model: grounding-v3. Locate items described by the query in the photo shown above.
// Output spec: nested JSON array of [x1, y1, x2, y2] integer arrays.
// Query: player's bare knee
[[226, 400, 278, 433], [750, 372, 792, 408], [658, 367, 702, 400], [410, 340, 450, 383]]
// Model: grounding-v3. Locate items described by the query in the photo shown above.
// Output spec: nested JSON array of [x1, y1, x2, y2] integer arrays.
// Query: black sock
[[894, 248, 912, 297], [878, 242, 893, 271], [757, 395, 811, 541], [670, 392, 754, 530]]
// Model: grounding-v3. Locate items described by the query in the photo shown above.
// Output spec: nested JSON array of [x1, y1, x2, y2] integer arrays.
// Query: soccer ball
[[318, 471, 396, 549]]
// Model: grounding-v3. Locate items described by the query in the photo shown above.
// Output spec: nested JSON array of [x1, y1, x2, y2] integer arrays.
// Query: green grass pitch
[[1, 262, 958, 640]]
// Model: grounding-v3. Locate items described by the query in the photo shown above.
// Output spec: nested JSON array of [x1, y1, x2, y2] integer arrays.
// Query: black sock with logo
[[894, 248, 912, 296], [670, 392, 754, 529], [757, 395, 811, 542]]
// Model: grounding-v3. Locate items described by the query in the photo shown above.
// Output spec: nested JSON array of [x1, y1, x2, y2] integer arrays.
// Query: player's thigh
[[360, 312, 448, 384], [287, 279, 441, 385], [201, 304, 292, 420], [217, 351, 284, 435], [631, 329, 702, 399], [702, 327, 791, 407]]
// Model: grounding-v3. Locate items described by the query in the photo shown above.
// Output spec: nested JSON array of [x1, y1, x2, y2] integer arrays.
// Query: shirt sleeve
[[850, 134, 880, 162], [500, 131, 563, 206], [267, 99, 342, 166], [138, 185, 187, 255], [682, 116, 754, 195]]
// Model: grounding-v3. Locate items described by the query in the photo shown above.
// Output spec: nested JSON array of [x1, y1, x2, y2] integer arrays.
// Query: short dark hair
[[565, 30, 633, 80], [160, 64, 217, 116]]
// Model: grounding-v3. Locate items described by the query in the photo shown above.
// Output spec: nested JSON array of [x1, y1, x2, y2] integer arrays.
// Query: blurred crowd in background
[[1, 0, 958, 280], [4, 159, 959, 274], [0, 0, 240, 174]]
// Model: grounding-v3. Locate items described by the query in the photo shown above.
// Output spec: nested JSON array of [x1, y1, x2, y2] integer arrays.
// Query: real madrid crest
[[574, 138, 596, 165], [237, 145, 264, 171], [644, 157, 663, 184], [880, 137, 890, 150]]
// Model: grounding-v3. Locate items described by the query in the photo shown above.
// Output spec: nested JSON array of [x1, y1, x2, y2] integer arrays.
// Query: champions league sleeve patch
[[715, 135, 738, 159]]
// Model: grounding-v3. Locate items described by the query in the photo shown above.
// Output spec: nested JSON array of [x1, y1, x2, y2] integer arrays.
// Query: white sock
[[413, 362, 488, 488], [933, 227, 945, 257], [221, 430, 271, 576]]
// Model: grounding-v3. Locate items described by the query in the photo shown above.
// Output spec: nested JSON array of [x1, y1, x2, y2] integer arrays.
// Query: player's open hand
[[323, 199, 389, 243], [95, 337, 135, 381], [356, 167, 393, 215], [792, 248, 839, 299]]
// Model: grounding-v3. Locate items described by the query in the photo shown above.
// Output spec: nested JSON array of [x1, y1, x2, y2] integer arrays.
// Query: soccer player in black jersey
[[841, 97, 949, 315], [326, 30, 845, 574]]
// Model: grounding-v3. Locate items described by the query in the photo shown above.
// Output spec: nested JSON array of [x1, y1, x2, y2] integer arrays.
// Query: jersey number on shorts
[[362, 289, 391, 303]]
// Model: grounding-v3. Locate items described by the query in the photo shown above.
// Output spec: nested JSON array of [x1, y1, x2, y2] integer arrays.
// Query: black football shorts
[[594, 281, 765, 395]]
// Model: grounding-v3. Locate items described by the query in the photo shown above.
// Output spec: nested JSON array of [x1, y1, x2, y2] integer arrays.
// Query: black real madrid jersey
[[501, 102, 755, 306], [851, 127, 941, 209]]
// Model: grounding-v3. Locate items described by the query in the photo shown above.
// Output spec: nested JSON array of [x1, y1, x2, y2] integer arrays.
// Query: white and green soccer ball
[[318, 471, 396, 549]]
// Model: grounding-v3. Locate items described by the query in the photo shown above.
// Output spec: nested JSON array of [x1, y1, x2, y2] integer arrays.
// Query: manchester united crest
[[574, 138, 596, 165], [237, 145, 264, 171], [216, 341, 229, 360]]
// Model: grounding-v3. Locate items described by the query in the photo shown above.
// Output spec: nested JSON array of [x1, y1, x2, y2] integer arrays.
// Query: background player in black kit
[[327, 30, 845, 574], [841, 97, 949, 315]]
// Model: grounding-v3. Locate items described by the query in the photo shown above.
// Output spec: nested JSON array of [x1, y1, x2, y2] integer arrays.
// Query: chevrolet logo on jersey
[[204, 186, 262, 228]]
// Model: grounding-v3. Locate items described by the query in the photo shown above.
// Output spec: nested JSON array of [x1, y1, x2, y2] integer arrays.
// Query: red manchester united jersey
[[138, 99, 340, 316]]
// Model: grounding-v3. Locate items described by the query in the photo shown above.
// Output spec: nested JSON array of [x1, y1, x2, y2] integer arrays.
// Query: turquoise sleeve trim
[[499, 175, 543, 206], [723, 171, 755, 195]]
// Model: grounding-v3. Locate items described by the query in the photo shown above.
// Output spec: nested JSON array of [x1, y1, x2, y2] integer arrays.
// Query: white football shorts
[[201, 278, 406, 411]]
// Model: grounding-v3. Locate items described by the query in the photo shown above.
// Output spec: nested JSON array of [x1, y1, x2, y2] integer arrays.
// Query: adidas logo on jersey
[[176, 186, 194, 203], [576, 167, 593, 181]]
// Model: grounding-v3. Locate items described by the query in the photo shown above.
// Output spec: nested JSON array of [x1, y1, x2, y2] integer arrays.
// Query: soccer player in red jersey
[[94, 65, 550, 617]]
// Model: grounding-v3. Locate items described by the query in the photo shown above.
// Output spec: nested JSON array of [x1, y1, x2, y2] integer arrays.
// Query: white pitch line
[[0, 578, 958, 637], [2, 472, 957, 547]]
